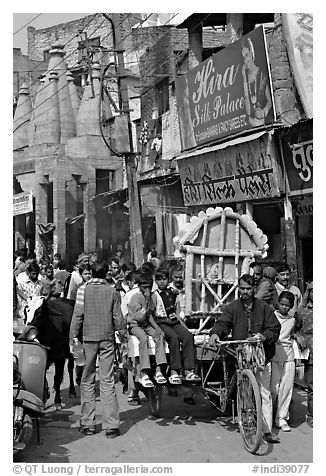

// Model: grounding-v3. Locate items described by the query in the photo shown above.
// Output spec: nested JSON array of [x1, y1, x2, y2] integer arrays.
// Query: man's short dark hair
[[57, 260, 66, 270], [279, 290, 295, 307], [171, 263, 184, 274], [121, 263, 137, 274], [125, 270, 140, 283], [238, 274, 255, 287], [137, 270, 153, 286], [277, 263, 291, 273], [27, 262, 40, 274], [91, 260, 108, 279], [155, 269, 169, 280], [141, 262, 155, 274], [249, 262, 262, 271]]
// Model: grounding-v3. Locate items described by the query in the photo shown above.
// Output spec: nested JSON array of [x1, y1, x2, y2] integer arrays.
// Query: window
[[96, 169, 114, 195], [43, 49, 51, 62]]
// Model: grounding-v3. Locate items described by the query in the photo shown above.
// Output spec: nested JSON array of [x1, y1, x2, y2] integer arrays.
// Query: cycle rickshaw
[[122, 206, 270, 454]]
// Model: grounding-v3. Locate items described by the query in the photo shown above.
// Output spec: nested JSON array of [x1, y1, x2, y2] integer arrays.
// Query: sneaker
[[275, 420, 291, 432], [264, 432, 280, 443], [105, 428, 120, 439], [79, 426, 95, 436], [280, 422, 291, 432]]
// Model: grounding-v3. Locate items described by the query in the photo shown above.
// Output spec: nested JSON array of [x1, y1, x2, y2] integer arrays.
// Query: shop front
[[280, 120, 313, 290], [176, 131, 285, 264], [13, 191, 35, 255]]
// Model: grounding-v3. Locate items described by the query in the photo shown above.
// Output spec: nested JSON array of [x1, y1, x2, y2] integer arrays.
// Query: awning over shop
[[91, 188, 129, 210], [176, 131, 268, 160], [65, 213, 85, 225], [176, 130, 283, 207]]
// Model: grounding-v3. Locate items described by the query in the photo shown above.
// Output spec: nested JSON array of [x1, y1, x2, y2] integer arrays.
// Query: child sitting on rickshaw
[[127, 271, 167, 388], [154, 269, 201, 384]]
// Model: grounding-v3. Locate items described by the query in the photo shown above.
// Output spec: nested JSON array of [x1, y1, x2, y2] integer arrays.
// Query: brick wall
[[27, 14, 138, 70], [266, 14, 305, 125]]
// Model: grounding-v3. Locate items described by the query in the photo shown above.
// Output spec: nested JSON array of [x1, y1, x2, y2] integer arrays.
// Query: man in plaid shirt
[[70, 260, 127, 438]]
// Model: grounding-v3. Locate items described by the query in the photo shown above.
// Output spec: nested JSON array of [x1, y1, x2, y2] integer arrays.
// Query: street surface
[[14, 364, 313, 464]]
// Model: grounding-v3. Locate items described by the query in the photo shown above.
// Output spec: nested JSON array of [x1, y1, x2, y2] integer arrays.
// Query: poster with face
[[175, 26, 276, 151]]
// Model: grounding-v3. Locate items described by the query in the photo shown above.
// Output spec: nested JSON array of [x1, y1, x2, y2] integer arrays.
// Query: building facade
[[13, 13, 313, 287]]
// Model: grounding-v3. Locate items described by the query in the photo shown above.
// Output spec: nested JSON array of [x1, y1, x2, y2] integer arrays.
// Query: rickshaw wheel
[[148, 385, 163, 417], [237, 369, 263, 454]]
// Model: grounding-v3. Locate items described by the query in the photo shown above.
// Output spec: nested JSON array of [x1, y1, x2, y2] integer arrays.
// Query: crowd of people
[[12, 249, 313, 441]]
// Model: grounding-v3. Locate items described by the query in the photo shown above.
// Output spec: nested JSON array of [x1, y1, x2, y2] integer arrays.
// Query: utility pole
[[111, 13, 144, 267]]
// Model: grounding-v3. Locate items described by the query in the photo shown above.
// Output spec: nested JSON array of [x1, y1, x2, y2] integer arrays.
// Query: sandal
[[79, 426, 95, 435], [154, 371, 167, 385], [168, 374, 182, 385], [128, 396, 141, 406], [139, 375, 154, 388], [184, 371, 201, 382]]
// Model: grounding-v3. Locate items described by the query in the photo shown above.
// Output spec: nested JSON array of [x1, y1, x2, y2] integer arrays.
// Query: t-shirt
[[272, 310, 296, 362]]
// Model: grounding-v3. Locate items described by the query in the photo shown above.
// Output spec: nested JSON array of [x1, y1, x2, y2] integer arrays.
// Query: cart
[[122, 206, 270, 453], [174, 205, 269, 453]]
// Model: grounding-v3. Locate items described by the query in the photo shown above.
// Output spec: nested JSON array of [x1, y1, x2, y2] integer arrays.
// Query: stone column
[[83, 179, 97, 253], [47, 44, 76, 143], [34, 177, 49, 260], [67, 70, 81, 121], [13, 83, 32, 149], [52, 160, 67, 258]]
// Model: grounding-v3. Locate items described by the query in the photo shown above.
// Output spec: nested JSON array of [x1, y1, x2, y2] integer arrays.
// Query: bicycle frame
[[196, 338, 264, 453], [196, 339, 265, 414]]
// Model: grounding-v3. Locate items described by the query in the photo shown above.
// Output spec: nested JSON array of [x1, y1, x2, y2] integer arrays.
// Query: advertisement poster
[[281, 123, 313, 193], [282, 13, 313, 119], [178, 133, 282, 206], [175, 26, 275, 151], [13, 191, 33, 216]]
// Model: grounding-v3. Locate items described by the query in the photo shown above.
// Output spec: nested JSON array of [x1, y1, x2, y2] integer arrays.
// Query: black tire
[[14, 412, 33, 447], [237, 369, 263, 454], [148, 385, 163, 417]]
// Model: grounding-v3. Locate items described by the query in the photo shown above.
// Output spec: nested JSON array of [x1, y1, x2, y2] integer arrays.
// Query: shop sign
[[13, 160, 35, 175], [175, 26, 275, 151], [282, 14, 313, 119], [282, 125, 313, 193], [13, 191, 33, 216], [291, 195, 313, 215], [161, 102, 182, 160], [178, 134, 281, 206]]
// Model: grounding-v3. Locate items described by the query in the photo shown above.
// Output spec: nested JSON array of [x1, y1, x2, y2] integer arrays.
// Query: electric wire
[[14, 12, 190, 127], [14, 14, 43, 35], [14, 12, 230, 194], [15, 12, 210, 136], [14, 13, 143, 125]]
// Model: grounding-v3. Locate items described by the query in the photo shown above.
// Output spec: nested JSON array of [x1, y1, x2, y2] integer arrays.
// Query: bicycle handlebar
[[215, 339, 262, 345], [197, 339, 262, 353]]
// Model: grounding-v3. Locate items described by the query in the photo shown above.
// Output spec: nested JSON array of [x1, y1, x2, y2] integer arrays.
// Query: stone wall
[[266, 14, 306, 125], [27, 14, 138, 71]]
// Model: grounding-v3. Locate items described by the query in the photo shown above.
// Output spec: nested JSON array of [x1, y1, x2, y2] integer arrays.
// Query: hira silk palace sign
[[175, 26, 275, 151]]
